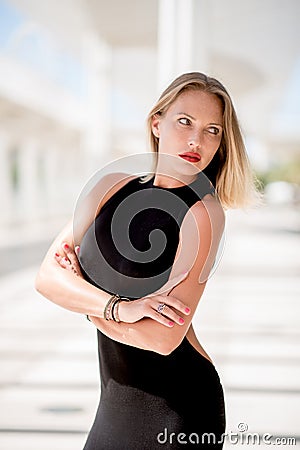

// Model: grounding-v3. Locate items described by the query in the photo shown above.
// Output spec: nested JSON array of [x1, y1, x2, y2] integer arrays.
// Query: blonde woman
[[35, 72, 259, 449]]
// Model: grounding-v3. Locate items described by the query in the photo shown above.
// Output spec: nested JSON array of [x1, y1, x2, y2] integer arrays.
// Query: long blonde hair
[[145, 72, 261, 209]]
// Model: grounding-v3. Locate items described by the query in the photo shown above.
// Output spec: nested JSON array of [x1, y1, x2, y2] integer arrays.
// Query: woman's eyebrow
[[176, 112, 196, 120], [209, 122, 223, 128], [176, 112, 223, 128]]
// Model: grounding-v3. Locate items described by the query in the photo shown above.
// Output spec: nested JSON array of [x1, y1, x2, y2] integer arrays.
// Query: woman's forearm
[[35, 219, 114, 317], [35, 257, 180, 354], [88, 275, 205, 355], [35, 258, 111, 317], [89, 314, 177, 355], [35, 257, 181, 355], [35, 219, 193, 354]]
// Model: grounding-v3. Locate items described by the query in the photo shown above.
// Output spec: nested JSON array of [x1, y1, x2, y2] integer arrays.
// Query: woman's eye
[[208, 127, 220, 135], [178, 118, 191, 126]]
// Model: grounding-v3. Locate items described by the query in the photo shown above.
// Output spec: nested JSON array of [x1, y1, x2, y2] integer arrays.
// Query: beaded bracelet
[[103, 294, 119, 321], [111, 298, 121, 322], [112, 297, 131, 323], [103, 293, 131, 322]]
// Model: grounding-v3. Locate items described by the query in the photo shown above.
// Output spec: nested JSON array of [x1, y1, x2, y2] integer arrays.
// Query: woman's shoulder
[[95, 172, 138, 215], [192, 193, 225, 221], [184, 195, 225, 242]]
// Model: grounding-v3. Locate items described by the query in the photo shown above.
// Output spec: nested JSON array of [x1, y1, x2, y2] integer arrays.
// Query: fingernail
[[168, 321, 174, 327], [185, 307, 190, 314], [179, 317, 185, 324], [64, 257, 69, 262], [63, 243, 69, 250], [55, 252, 60, 257]]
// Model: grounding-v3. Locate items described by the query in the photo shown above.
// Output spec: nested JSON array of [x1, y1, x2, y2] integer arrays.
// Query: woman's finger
[[149, 294, 191, 317], [61, 242, 83, 276], [134, 296, 189, 327], [153, 303, 185, 326], [146, 310, 175, 327], [55, 253, 82, 277], [54, 253, 70, 269]]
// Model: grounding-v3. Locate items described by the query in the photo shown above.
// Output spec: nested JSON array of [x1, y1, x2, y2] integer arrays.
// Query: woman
[[35, 72, 259, 449]]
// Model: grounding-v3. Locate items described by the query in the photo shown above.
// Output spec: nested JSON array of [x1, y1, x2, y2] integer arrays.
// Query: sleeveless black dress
[[79, 173, 226, 449]]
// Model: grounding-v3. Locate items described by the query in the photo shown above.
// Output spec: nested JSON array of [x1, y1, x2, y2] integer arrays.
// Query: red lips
[[179, 152, 201, 162]]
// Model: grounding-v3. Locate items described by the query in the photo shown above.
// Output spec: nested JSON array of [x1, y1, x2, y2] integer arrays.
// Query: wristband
[[104, 294, 120, 321], [111, 298, 121, 322]]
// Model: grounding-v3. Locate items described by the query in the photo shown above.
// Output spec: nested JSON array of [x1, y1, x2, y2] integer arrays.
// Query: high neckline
[[149, 174, 199, 190]]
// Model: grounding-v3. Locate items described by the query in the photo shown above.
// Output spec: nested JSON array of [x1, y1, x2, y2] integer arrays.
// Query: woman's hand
[[118, 271, 191, 328], [118, 292, 191, 328], [54, 242, 83, 278]]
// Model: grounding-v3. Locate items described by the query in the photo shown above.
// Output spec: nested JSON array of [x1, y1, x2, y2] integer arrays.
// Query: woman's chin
[[156, 153, 201, 179], [175, 157, 201, 175]]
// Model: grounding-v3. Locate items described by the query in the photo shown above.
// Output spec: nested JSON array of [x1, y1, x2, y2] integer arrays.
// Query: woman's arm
[[35, 220, 113, 317], [35, 218, 190, 327], [54, 197, 224, 355], [88, 197, 225, 354], [35, 173, 140, 316]]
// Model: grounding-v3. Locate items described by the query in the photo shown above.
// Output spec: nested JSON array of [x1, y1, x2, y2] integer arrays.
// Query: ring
[[157, 303, 166, 314]]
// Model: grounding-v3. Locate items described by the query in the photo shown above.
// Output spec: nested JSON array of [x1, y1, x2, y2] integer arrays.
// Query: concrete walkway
[[0, 204, 299, 449]]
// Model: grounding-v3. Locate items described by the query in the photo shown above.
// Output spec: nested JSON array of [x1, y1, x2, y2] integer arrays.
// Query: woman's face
[[152, 89, 224, 173]]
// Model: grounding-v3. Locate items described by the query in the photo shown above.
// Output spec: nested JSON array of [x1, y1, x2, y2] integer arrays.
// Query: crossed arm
[[35, 197, 224, 355]]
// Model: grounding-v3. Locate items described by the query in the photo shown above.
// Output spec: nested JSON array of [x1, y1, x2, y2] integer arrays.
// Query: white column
[[18, 139, 40, 221], [43, 143, 60, 216], [176, 0, 194, 73], [192, 0, 209, 72], [81, 32, 112, 176], [157, 0, 209, 92], [0, 133, 13, 225], [157, 0, 177, 92]]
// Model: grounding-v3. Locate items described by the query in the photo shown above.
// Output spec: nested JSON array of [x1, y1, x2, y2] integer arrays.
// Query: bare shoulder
[[95, 172, 138, 215], [74, 172, 138, 242], [175, 195, 225, 284], [187, 194, 225, 233]]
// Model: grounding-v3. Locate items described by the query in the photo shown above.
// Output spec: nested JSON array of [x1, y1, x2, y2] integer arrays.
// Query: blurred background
[[0, 0, 299, 449]]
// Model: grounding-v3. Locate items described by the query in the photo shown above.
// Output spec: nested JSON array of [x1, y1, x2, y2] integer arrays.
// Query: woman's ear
[[151, 114, 160, 138]]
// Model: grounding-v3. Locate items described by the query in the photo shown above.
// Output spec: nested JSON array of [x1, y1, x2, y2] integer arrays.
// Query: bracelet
[[111, 298, 121, 322], [114, 296, 131, 322], [103, 294, 120, 321], [103, 294, 131, 322]]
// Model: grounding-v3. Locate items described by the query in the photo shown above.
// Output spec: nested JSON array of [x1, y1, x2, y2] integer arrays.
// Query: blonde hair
[[145, 72, 261, 209]]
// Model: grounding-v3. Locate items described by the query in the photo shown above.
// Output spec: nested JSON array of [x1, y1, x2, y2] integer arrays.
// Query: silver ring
[[157, 303, 166, 314]]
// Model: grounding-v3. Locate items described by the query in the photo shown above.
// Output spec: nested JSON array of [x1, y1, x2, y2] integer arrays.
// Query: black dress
[[79, 173, 226, 449]]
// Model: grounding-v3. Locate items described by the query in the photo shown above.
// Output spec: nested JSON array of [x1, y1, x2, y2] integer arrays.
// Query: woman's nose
[[188, 141, 199, 150], [188, 136, 202, 150], [188, 129, 203, 150]]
